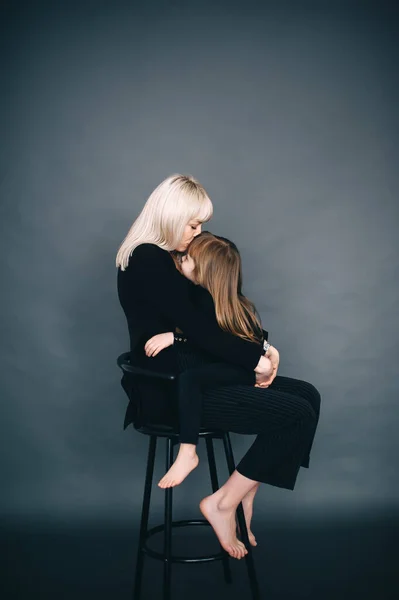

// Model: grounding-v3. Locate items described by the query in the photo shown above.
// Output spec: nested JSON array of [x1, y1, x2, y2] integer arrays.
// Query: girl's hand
[[144, 332, 174, 357]]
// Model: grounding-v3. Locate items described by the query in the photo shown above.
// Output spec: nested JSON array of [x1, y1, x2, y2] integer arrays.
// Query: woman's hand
[[266, 346, 279, 373], [144, 332, 174, 357], [254, 355, 273, 386], [254, 346, 280, 388]]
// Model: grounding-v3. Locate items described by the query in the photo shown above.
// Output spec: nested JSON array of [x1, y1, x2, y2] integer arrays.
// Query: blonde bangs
[[193, 193, 213, 224], [171, 183, 213, 233]]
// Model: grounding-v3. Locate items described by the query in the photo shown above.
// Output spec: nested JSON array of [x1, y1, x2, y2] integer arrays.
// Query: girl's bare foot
[[158, 445, 199, 488], [199, 494, 248, 559]]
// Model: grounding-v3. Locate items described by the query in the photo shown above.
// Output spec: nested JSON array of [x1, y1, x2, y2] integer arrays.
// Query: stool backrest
[[117, 352, 176, 381], [117, 352, 176, 429]]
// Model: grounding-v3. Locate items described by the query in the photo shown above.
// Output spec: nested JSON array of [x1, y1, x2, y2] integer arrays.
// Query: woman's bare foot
[[158, 444, 199, 488], [199, 494, 248, 559], [239, 485, 259, 547]]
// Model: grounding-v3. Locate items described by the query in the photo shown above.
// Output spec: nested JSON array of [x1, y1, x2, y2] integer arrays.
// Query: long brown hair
[[186, 232, 263, 344]]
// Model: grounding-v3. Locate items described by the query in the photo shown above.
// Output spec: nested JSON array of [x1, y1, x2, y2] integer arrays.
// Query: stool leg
[[205, 437, 233, 584], [163, 437, 174, 600], [133, 435, 157, 600], [222, 433, 261, 600]]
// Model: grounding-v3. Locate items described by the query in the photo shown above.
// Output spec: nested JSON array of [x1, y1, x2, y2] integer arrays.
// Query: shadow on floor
[[1, 512, 398, 599]]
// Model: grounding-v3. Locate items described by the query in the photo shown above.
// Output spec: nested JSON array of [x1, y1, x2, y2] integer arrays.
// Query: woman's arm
[[129, 244, 263, 371]]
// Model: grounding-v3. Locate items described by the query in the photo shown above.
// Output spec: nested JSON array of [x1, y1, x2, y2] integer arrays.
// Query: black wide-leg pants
[[174, 345, 321, 490], [177, 362, 255, 445]]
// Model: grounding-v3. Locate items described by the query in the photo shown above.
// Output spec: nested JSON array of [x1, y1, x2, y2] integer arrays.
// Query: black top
[[117, 243, 263, 372], [189, 282, 217, 318]]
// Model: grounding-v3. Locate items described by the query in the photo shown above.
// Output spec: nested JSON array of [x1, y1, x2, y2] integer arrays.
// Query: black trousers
[[177, 362, 254, 445], [124, 343, 321, 490], [173, 344, 321, 490]]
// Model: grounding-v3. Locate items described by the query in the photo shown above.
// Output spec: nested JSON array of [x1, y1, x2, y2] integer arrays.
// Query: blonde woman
[[116, 174, 320, 560]]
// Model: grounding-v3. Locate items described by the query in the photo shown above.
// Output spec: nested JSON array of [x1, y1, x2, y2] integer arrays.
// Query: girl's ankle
[[178, 444, 197, 457]]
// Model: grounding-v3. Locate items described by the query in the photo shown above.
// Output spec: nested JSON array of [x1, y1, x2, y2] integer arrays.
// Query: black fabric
[[117, 243, 263, 373], [117, 242, 321, 489], [171, 343, 320, 488], [176, 362, 255, 444], [174, 281, 267, 445], [121, 343, 320, 489], [121, 372, 176, 430], [201, 375, 319, 488]]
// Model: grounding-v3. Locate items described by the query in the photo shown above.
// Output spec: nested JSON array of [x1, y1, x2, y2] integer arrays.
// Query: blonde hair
[[116, 174, 213, 270], [187, 232, 263, 345]]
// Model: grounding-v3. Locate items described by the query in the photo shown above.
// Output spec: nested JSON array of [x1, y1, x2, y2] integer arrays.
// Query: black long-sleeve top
[[117, 243, 263, 373]]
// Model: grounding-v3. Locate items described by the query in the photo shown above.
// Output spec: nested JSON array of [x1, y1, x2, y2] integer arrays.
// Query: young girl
[[144, 232, 274, 488]]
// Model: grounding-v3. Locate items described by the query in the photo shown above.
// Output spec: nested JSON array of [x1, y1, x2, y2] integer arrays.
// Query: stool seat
[[117, 352, 260, 600]]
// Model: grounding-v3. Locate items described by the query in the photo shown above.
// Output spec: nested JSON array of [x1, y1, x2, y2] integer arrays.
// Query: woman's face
[[181, 254, 197, 283], [176, 220, 202, 252]]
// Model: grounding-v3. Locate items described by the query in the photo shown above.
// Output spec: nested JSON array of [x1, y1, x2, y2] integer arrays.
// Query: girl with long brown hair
[[144, 232, 274, 492]]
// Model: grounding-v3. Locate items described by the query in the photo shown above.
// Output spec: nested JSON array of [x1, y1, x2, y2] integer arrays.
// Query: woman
[[116, 174, 320, 560]]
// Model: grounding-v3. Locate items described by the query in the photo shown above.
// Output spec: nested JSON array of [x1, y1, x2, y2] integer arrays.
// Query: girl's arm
[[145, 332, 174, 357]]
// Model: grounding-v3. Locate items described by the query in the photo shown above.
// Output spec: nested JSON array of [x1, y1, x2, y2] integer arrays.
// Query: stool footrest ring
[[142, 519, 228, 564]]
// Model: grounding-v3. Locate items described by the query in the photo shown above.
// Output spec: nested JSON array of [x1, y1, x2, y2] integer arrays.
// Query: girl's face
[[181, 254, 197, 283], [175, 220, 202, 252]]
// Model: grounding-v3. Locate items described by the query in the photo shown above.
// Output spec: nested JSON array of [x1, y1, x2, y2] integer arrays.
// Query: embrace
[[116, 174, 321, 560]]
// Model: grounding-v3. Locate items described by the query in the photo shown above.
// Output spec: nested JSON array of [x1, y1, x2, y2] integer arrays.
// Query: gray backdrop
[[1, 1, 398, 528]]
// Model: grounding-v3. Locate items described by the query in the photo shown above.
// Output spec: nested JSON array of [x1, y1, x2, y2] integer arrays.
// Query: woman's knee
[[308, 383, 321, 416], [294, 396, 318, 428], [256, 390, 318, 432], [296, 379, 321, 417]]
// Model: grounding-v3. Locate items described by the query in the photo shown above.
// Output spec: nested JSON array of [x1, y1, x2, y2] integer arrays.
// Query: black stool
[[117, 352, 260, 600]]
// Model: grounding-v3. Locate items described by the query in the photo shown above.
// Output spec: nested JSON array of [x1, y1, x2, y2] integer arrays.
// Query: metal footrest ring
[[143, 519, 227, 564]]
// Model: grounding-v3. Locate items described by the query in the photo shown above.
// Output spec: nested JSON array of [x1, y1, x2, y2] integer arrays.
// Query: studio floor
[[1, 511, 397, 599]]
